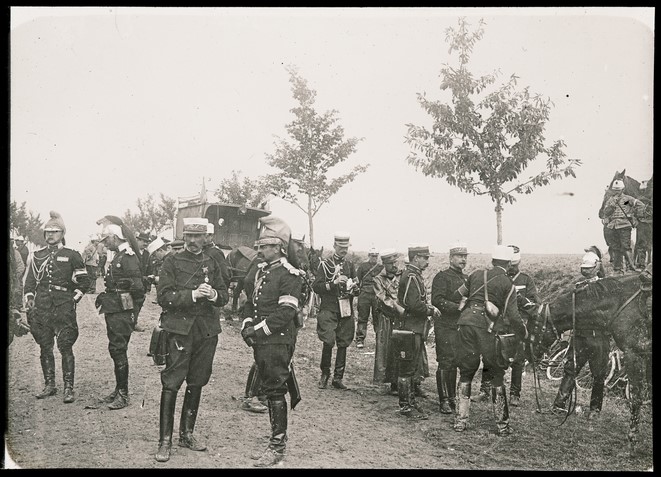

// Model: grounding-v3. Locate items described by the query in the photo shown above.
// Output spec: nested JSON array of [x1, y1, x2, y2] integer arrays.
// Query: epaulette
[[280, 257, 302, 276]]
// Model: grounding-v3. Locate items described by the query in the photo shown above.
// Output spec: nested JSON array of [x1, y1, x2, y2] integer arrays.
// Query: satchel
[[338, 297, 352, 318], [148, 325, 169, 366], [495, 333, 518, 369], [390, 329, 415, 361]]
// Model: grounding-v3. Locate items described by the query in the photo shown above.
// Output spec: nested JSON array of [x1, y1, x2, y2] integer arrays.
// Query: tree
[[265, 65, 367, 248], [122, 193, 177, 236], [10, 201, 46, 246], [214, 170, 272, 209], [405, 18, 581, 244]]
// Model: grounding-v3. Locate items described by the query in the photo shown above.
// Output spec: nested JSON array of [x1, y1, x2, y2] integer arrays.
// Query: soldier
[[393, 244, 440, 419], [170, 239, 185, 253], [82, 236, 100, 294], [634, 181, 652, 269], [584, 245, 606, 279], [146, 237, 171, 286], [203, 223, 232, 321], [23, 211, 90, 403], [14, 235, 29, 266], [154, 218, 229, 463], [240, 216, 305, 467], [355, 248, 384, 349], [97, 239, 108, 277], [95, 222, 145, 410], [313, 232, 359, 390], [602, 179, 645, 274], [133, 232, 152, 332], [372, 248, 404, 391], [431, 242, 469, 414], [454, 245, 526, 436], [551, 251, 611, 419]]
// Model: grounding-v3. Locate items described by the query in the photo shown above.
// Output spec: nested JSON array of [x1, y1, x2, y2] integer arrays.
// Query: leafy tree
[[265, 65, 367, 247], [214, 170, 271, 209], [405, 18, 581, 244], [10, 201, 46, 246], [123, 193, 177, 236]]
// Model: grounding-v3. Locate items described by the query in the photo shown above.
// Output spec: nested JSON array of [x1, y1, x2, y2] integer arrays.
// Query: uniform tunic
[[356, 261, 384, 332], [431, 266, 468, 370], [313, 254, 357, 348], [97, 242, 145, 362], [157, 248, 228, 390], [396, 264, 431, 379], [456, 266, 524, 387], [24, 243, 89, 352], [243, 258, 304, 397]]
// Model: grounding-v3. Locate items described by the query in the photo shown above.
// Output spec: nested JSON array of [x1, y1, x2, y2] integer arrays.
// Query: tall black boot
[[254, 397, 288, 467], [552, 373, 575, 413], [472, 368, 492, 402], [589, 375, 605, 413], [318, 343, 332, 389], [437, 369, 453, 414], [155, 389, 177, 462], [35, 350, 57, 399], [355, 322, 367, 347], [492, 385, 513, 436], [179, 386, 206, 451], [398, 377, 413, 415], [510, 360, 523, 407], [332, 347, 348, 389], [62, 352, 76, 404], [108, 360, 129, 410], [447, 369, 457, 412], [454, 381, 471, 432]]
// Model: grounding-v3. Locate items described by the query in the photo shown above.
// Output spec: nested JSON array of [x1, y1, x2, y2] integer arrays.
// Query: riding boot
[[254, 397, 287, 467], [179, 386, 207, 451], [107, 361, 129, 410], [624, 251, 639, 272], [492, 385, 513, 436], [62, 352, 76, 404], [398, 377, 413, 415], [331, 346, 348, 389], [447, 368, 457, 412], [472, 369, 491, 402], [318, 343, 332, 389], [155, 389, 177, 462], [436, 369, 452, 414], [36, 350, 57, 399], [552, 373, 575, 412], [414, 378, 429, 398], [589, 377, 605, 413], [454, 381, 471, 431], [356, 322, 367, 347], [510, 361, 523, 407]]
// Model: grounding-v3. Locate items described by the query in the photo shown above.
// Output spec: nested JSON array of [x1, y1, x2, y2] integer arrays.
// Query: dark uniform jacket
[[508, 269, 540, 321], [243, 258, 304, 345], [373, 269, 403, 319], [203, 242, 231, 290], [98, 243, 145, 314], [431, 266, 468, 327], [157, 249, 228, 336], [356, 261, 384, 295], [17, 244, 29, 266], [397, 264, 431, 334], [24, 243, 89, 308], [312, 254, 357, 314], [458, 266, 524, 336]]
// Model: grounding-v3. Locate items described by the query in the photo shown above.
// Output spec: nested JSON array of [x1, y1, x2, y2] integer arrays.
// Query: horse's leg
[[624, 350, 644, 456]]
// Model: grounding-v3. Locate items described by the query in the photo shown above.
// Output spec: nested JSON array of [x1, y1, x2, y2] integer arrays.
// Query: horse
[[226, 246, 259, 313], [529, 273, 652, 456]]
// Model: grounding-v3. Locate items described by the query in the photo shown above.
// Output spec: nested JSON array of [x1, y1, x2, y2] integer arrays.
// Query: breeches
[[254, 343, 294, 399], [104, 311, 134, 363], [317, 309, 355, 347], [456, 325, 505, 386], [434, 322, 459, 370], [28, 301, 78, 354], [357, 293, 378, 327], [609, 227, 632, 252], [161, 319, 219, 391]]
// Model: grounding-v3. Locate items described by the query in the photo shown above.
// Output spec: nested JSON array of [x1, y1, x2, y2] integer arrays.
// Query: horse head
[[288, 238, 310, 271], [307, 246, 324, 274]]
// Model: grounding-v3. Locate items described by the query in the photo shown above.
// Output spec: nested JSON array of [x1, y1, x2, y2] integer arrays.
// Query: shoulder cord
[[30, 253, 51, 288]]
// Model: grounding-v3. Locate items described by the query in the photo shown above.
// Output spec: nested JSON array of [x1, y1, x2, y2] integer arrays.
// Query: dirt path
[[5, 281, 654, 470]]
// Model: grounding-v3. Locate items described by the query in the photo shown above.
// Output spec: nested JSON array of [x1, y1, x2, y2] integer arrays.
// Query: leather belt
[[49, 284, 69, 292]]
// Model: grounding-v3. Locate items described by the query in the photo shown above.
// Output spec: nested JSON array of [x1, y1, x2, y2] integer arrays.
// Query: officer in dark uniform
[[551, 251, 610, 420], [454, 245, 526, 436], [96, 222, 145, 410], [355, 248, 383, 349], [313, 232, 359, 390], [154, 217, 229, 463], [133, 232, 152, 332], [395, 244, 440, 419], [431, 242, 469, 414], [240, 216, 305, 467], [23, 211, 89, 403]]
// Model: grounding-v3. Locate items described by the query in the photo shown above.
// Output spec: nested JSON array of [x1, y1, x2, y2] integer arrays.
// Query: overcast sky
[[10, 7, 654, 255]]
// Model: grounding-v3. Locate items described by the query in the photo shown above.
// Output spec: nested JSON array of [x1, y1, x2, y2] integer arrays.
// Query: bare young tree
[[405, 18, 581, 244], [264, 65, 367, 248]]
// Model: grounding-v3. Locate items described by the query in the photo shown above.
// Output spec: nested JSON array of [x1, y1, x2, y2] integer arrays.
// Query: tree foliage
[[264, 65, 367, 247], [214, 170, 271, 209], [122, 193, 177, 236], [405, 17, 581, 243], [10, 201, 46, 246]]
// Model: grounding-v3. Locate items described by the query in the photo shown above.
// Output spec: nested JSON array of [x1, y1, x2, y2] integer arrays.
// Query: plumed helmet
[[43, 211, 66, 234], [255, 216, 291, 253]]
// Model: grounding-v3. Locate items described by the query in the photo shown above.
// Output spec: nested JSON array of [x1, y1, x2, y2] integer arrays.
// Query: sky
[[10, 7, 654, 255]]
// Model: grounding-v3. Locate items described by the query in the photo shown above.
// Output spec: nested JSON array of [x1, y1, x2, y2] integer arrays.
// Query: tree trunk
[[495, 200, 503, 245], [308, 194, 315, 249]]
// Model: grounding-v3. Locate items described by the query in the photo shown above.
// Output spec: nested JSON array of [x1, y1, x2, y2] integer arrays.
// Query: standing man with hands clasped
[[153, 217, 228, 463]]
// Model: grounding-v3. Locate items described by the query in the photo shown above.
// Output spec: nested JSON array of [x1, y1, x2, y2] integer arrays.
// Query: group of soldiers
[[9, 205, 651, 467]]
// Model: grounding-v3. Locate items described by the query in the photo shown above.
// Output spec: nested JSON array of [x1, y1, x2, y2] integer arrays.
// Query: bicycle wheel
[[575, 362, 594, 390], [546, 346, 567, 381]]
